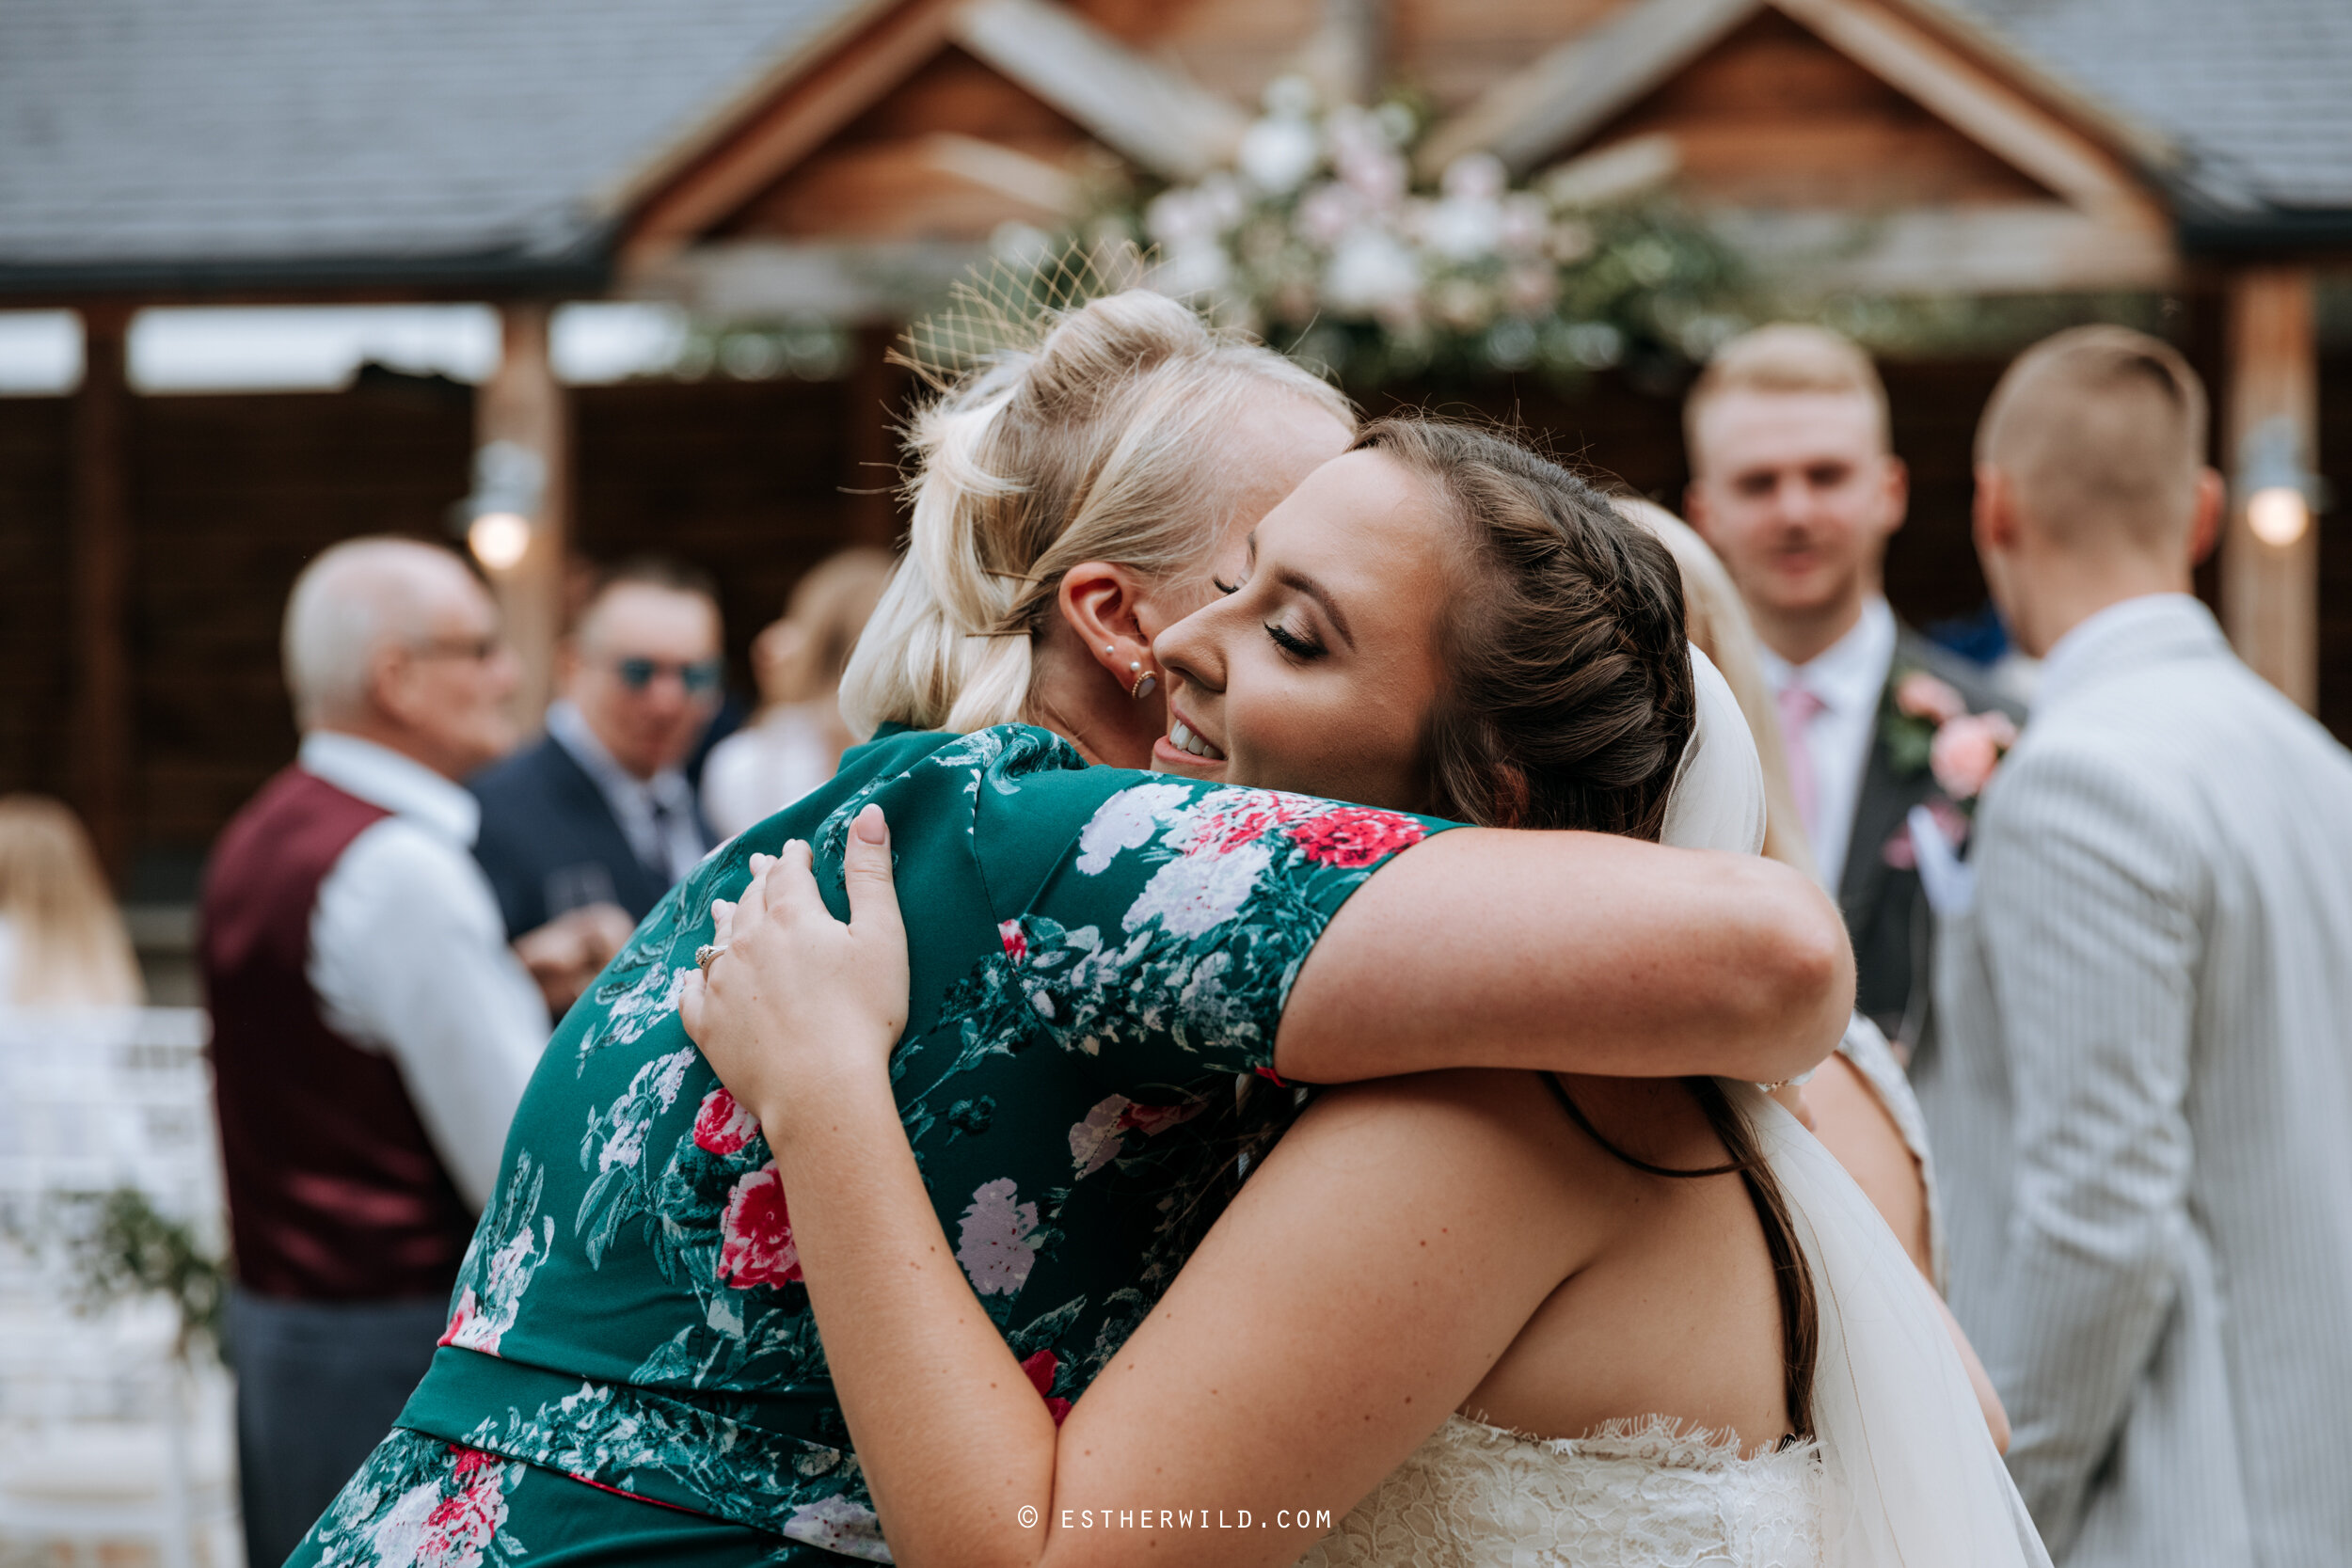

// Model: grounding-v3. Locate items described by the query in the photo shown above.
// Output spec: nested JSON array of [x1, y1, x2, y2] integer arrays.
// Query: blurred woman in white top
[[700, 547, 893, 838], [1622, 497, 1959, 1300], [0, 795, 142, 1009]]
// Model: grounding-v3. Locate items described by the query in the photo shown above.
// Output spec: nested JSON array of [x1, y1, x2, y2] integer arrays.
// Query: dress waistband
[[397, 1347, 892, 1561]]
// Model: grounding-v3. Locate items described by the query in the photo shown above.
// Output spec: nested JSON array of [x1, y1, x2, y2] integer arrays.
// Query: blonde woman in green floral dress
[[286, 295, 1846, 1568], [685, 419, 2041, 1568]]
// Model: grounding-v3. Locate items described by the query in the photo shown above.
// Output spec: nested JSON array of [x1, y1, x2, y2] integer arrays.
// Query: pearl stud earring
[[1128, 660, 1157, 700]]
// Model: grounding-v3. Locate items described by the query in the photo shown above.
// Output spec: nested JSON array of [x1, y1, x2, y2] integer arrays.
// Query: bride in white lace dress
[[686, 426, 2047, 1567]]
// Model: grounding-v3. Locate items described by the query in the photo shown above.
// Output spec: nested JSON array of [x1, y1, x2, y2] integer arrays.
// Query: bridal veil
[[1667, 647, 2051, 1568]]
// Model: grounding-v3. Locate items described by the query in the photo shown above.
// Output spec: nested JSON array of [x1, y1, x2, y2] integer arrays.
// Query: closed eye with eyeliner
[[1149, 450, 1454, 811]]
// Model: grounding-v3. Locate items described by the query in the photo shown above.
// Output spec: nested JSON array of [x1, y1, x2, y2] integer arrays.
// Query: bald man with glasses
[[471, 558, 727, 960]]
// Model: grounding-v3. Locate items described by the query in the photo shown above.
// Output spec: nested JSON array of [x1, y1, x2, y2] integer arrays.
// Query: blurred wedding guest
[[0, 796, 142, 1007], [471, 558, 723, 939], [1623, 499, 1942, 1288], [200, 538, 550, 1567], [701, 546, 891, 838], [1684, 324, 2020, 1053], [1918, 327, 2352, 1564]]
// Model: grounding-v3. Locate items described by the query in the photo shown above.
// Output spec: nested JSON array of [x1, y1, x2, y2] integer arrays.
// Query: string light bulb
[[2247, 485, 2310, 547], [469, 511, 532, 571], [2237, 416, 2319, 549]]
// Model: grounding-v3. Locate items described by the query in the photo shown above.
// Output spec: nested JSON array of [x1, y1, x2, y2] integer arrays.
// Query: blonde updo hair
[[840, 290, 1353, 736]]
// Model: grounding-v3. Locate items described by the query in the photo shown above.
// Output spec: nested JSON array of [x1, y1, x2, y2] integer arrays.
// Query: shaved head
[[1977, 326, 2207, 557]]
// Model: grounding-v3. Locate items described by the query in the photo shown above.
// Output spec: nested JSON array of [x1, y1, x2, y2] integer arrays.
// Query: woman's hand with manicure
[[679, 804, 910, 1146]]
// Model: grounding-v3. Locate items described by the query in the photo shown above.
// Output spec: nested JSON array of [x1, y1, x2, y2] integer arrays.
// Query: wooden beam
[[950, 0, 1248, 182], [1772, 0, 2163, 231], [1717, 202, 2176, 293], [2222, 266, 2320, 711], [622, 0, 966, 274], [1295, 0, 1388, 107], [1420, 0, 2169, 249], [629, 238, 989, 322], [71, 305, 133, 884], [476, 304, 572, 729], [920, 133, 1085, 216], [1417, 0, 1758, 178]]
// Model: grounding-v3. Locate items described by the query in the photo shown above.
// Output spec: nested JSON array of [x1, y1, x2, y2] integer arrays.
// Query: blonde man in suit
[[1685, 325, 2020, 1053], [1918, 326, 2352, 1565]]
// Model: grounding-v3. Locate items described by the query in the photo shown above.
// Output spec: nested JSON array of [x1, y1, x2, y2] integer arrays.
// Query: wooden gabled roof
[[612, 0, 2188, 298]]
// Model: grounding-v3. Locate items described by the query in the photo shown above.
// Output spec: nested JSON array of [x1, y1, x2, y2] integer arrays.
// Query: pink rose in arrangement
[[1929, 711, 2019, 803], [716, 1162, 803, 1289], [998, 919, 1028, 962], [1895, 671, 1968, 727], [1021, 1350, 1073, 1424], [413, 1447, 507, 1568], [692, 1086, 760, 1157], [1289, 807, 1425, 868]]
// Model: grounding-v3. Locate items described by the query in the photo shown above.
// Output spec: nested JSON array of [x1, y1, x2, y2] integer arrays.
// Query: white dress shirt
[[300, 731, 548, 1210], [1758, 595, 1896, 892], [546, 701, 708, 884]]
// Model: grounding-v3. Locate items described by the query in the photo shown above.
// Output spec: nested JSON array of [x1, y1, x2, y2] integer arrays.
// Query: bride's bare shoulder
[[1277, 1071, 1653, 1235]]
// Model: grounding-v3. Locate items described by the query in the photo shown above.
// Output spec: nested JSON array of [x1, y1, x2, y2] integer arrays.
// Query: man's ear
[[1682, 478, 1713, 541], [1057, 562, 1152, 678], [1971, 462, 2017, 560], [2187, 466, 2225, 567], [367, 643, 421, 730], [1877, 453, 1911, 538]]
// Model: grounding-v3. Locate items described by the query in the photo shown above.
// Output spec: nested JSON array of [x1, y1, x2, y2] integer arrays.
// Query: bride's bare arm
[[1278, 829, 1851, 1085], [681, 825, 1598, 1568]]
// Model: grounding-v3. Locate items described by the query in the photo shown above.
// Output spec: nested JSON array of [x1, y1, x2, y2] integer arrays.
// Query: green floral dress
[[290, 724, 1450, 1567]]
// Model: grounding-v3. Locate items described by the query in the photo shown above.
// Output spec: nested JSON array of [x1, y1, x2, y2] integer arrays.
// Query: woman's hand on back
[[679, 804, 910, 1140]]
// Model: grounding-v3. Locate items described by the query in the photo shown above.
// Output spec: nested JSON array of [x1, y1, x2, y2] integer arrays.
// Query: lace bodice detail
[[1297, 1414, 1824, 1568]]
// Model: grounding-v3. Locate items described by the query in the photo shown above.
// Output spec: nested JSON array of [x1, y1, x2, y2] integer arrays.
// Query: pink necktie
[[1776, 682, 1826, 847]]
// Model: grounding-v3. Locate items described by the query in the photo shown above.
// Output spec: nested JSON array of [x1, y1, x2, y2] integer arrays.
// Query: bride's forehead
[[1271, 451, 1431, 531]]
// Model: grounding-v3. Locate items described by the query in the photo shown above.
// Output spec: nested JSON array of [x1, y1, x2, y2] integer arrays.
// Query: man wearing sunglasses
[[472, 558, 726, 965]]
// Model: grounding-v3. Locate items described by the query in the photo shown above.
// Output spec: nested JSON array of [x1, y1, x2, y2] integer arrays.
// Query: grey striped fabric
[[1915, 596, 2352, 1566]]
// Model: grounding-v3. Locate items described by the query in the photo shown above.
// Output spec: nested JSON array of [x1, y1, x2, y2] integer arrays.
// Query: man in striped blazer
[[1917, 326, 2352, 1565]]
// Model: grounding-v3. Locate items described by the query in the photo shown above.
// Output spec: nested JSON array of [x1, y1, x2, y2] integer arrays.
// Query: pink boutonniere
[[1880, 669, 2019, 869]]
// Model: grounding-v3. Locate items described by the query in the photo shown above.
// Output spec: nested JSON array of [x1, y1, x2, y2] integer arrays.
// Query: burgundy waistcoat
[[201, 766, 474, 1301]]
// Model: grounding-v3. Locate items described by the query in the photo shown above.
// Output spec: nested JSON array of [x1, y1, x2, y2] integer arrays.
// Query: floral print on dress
[[1068, 1093, 1209, 1177], [717, 1162, 803, 1289], [693, 1085, 762, 1156], [335, 725, 1448, 1563], [956, 1178, 1041, 1295], [439, 1155, 550, 1357], [307, 1433, 526, 1568]]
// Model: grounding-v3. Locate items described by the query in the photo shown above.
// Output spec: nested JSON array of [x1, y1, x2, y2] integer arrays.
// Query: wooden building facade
[[3, 0, 2348, 891]]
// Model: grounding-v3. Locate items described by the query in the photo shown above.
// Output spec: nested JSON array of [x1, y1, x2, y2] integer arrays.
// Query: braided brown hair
[[1355, 417, 1695, 838]]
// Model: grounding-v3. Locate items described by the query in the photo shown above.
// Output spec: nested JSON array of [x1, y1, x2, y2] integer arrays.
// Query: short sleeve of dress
[[968, 753, 1454, 1089]]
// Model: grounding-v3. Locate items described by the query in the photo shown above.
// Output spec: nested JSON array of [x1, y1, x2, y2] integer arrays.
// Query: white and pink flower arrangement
[[1097, 76, 1747, 388]]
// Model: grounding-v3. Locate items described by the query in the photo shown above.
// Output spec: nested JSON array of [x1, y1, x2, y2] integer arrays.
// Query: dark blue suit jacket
[[469, 736, 711, 939]]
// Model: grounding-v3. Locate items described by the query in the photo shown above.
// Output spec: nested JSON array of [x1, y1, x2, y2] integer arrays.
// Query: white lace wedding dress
[[1297, 1413, 1822, 1568]]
